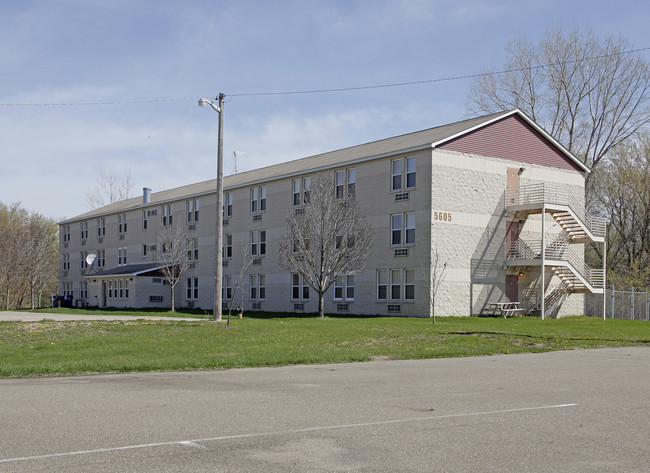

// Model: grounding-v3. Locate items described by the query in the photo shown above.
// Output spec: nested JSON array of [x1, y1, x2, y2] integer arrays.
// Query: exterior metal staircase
[[527, 282, 571, 318], [504, 183, 606, 317]]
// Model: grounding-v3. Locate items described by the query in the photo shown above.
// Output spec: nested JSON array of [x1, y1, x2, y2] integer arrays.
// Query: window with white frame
[[186, 277, 199, 300], [222, 275, 232, 300], [119, 279, 124, 298], [118, 213, 127, 234], [377, 268, 415, 302], [80, 221, 88, 240], [391, 157, 416, 191], [80, 251, 87, 269], [250, 230, 266, 256], [142, 244, 148, 258], [251, 187, 258, 213], [79, 281, 88, 299], [390, 212, 415, 246], [162, 205, 173, 226], [108, 280, 113, 298], [250, 186, 266, 213], [62, 253, 70, 271], [118, 247, 127, 266], [334, 274, 354, 301], [62, 225, 70, 242], [291, 273, 309, 300], [335, 170, 345, 199], [223, 233, 232, 258], [187, 199, 199, 223], [390, 269, 402, 300], [347, 169, 356, 196], [334, 168, 356, 199], [249, 274, 266, 300], [303, 177, 311, 203], [292, 179, 301, 206], [224, 193, 233, 217], [187, 238, 198, 261], [125, 280, 129, 298], [376, 269, 388, 300], [97, 249, 105, 268], [97, 218, 105, 237], [143, 210, 148, 230]]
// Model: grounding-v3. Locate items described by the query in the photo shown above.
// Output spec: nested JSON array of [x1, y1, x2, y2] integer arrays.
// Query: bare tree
[[86, 167, 136, 209], [467, 28, 650, 175], [277, 173, 373, 317], [225, 242, 255, 327], [0, 203, 58, 310], [156, 222, 192, 312], [591, 134, 650, 288], [421, 245, 447, 324]]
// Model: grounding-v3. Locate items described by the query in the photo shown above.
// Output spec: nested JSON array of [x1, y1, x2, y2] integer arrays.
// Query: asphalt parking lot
[[1, 347, 648, 472]]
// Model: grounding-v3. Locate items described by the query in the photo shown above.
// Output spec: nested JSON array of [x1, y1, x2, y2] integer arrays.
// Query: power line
[[1, 46, 648, 106]]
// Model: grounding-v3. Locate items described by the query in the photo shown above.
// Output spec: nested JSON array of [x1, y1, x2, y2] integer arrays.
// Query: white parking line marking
[[0, 403, 578, 464]]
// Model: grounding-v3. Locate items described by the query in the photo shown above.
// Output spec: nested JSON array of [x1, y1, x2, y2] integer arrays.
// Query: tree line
[[0, 202, 59, 310], [467, 27, 650, 289]]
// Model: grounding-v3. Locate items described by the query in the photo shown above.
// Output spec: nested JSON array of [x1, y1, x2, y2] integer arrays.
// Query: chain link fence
[[585, 287, 650, 320]]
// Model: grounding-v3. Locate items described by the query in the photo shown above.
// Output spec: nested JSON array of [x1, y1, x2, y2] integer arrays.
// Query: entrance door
[[505, 275, 519, 302], [507, 168, 520, 205]]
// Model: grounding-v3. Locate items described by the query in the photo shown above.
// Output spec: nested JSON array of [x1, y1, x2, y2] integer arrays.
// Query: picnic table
[[484, 302, 522, 318]]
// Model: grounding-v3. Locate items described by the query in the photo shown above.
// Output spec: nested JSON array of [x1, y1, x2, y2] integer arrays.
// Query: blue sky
[[1, 0, 648, 220]]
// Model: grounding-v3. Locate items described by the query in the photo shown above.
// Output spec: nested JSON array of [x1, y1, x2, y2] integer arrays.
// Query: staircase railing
[[505, 184, 606, 238], [507, 238, 604, 289]]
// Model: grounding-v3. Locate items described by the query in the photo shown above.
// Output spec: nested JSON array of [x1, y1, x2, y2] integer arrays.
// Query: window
[[125, 280, 129, 298], [222, 275, 232, 300], [379, 269, 415, 302], [391, 159, 403, 191], [405, 213, 415, 244], [406, 157, 416, 188], [391, 214, 402, 246], [62, 253, 70, 271], [335, 168, 356, 199], [391, 212, 415, 246], [97, 249, 105, 268], [334, 274, 355, 301], [186, 277, 199, 300], [62, 225, 70, 242], [291, 273, 309, 300], [390, 269, 401, 300], [251, 187, 258, 213], [260, 186, 266, 211], [224, 193, 232, 217], [162, 205, 173, 226], [97, 218, 105, 237], [347, 169, 356, 196], [80, 281, 88, 299], [187, 238, 198, 261], [118, 213, 127, 234], [249, 275, 258, 300], [80, 221, 88, 240], [187, 199, 199, 222], [391, 157, 416, 191], [80, 251, 87, 269], [118, 247, 127, 266], [142, 244, 148, 258], [377, 270, 388, 300], [250, 186, 266, 213], [293, 179, 301, 206], [250, 230, 266, 256], [335, 170, 344, 199], [119, 279, 124, 298], [259, 274, 266, 300], [404, 269, 415, 301], [108, 280, 113, 298], [223, 234, 232, 258], [303, 177, 311, 203], [143, 210, 148, 230]]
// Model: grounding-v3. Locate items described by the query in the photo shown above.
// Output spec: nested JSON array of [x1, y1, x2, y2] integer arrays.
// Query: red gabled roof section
[[437, 112, 587, 173]]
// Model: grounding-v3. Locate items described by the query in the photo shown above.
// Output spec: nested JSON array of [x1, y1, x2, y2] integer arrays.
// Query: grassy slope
[[0, 316, 648, 377]]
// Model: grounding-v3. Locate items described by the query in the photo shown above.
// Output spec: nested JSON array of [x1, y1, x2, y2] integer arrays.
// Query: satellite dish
[[86, 253, 97, 266]]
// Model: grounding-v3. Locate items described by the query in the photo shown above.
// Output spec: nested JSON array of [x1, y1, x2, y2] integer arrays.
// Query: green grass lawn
[[1, 315, 648, 377]]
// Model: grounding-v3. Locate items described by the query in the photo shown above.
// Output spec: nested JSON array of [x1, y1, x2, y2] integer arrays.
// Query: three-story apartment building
[[58, 109, 605, 317]]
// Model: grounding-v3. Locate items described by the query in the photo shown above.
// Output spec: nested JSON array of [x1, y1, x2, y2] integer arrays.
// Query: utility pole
[[198, 93, 225, 321]]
